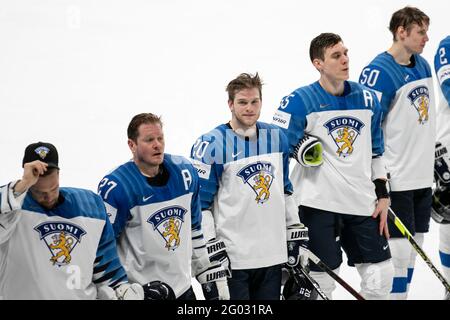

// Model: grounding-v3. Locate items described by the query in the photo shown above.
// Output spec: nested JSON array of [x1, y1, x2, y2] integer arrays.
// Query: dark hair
[[226, 73, 263, 102], [127, 113, 163, 142], [389, 6, 430, 41], [309, 33, 343, 62]]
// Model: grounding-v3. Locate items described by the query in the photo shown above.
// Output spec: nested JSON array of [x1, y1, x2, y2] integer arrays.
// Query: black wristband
[[373, 179, 389, 199]]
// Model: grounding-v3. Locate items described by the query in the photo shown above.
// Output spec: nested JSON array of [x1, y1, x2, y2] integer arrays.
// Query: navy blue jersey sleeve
[[273, 92, 308, 155], [279, 129, 294, 195], [435, 37, 450, 105], [97, 175, 131, 238], [359, 65, 395, 119], [91, 196, 128, 289], [370, 90, 385, 157], [188, 165, 203, 231], [190, 134, 224, 211]]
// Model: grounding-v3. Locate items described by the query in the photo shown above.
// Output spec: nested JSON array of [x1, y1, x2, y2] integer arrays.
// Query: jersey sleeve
[[97, 176, 130, 239], [359, 65, 396, 119], [189, 166, 202, 231], [279, 129, 294, 195], [0, 181, 27, 244], [91, 195, 128, 289], [370, 90, 385, 157], [435, 40, 450, 105], [369, 91, 387, 180], [190, 135, 224, 211], [272, 92, 308, 155]]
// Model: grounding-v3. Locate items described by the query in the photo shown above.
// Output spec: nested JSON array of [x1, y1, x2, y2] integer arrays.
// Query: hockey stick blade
[[387, 207, 450, 292], [307, 250, 365, 300], [294, 266, 330, 300]]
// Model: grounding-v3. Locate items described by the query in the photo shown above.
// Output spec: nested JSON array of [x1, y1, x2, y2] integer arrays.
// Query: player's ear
[[312, 58, 322, 72], [128, 139, 137, 154], [228, 99, 234, 111], [396, 26, 407, 41]]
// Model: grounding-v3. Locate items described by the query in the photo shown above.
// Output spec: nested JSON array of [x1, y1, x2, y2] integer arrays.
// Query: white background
[[0, 0, 448, 299]]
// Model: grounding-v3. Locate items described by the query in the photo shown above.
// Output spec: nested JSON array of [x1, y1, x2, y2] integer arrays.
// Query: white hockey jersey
[[190, 122, 300, 270], [98, 155, 205, 298], [273, 81, 386, 216], [0, 183, 127, 299], [359, 52, 436, 191]]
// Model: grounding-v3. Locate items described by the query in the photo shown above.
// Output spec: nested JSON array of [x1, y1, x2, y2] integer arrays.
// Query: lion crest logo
[[34, 222, 86, 266], [147, 206, 187, 251], [323, 116, 365, 158], [237, 161, 274, 204], [407, 86, 430, 124]]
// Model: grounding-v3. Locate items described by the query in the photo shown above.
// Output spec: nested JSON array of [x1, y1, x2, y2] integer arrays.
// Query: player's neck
[[134, 161, 161, 178], [319, 77, 345, 96], [387, 43, 413, 65], [229, 119, 257, 139]]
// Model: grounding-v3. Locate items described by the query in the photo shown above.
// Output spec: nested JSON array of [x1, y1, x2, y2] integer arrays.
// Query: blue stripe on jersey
[[359, 52, 432, 116], [276, 80, 384, 157], [435, 36, 450, 104], [191, 121, 292, 210], [93, 217, 128, 287], [440, 250, 450, 268]]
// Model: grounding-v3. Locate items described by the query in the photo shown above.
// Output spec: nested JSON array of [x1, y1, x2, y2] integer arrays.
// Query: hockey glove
[[196, 263, 230, 300], [142, 280, 176, 300], [286, 224, 309, 268], [293, 134, 323, 167], [97, 283, 144, 300], [206, 238, 232, 277]]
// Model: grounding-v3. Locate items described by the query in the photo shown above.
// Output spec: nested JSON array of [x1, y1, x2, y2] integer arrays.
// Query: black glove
[[142, 281, 175, 300]]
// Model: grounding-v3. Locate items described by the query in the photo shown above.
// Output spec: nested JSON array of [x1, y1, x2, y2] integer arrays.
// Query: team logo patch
[[34, 222, 86, 266], [323, 116, 365, 157], [237, 161, 274, 204], [147, 206, 187, 251], [34, 146, 50, 160], [407, 86, 430, 124]]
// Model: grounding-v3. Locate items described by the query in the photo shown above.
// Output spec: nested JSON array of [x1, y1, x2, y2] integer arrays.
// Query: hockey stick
[[387, 207, 450, 292], [307, 250, 365, 300], [290, 266, 330, 300]]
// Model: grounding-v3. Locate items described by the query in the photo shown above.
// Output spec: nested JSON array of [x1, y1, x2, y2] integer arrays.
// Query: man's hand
[[372, 198, 390, 239], [14, 161, 49, 194]]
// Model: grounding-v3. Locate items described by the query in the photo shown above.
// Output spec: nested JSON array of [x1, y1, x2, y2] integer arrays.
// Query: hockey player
[[273, 33, 394, 300], [0, 142, 143, 300], [433, 35, 450, 300], [358, 7, 435, 299], [98, 113, 229, 300], [190, 73, 308, 300]]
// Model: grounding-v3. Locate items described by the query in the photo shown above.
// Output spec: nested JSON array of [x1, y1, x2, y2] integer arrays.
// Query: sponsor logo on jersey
[[147, 206, 187, 251], [323, 116, 365, 158], [407, 85, 430, 124], [34, 146, 51, 159], [34, 222, 86, 267], [272, 110, 291, 129], [236, 161, 274, 204]]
